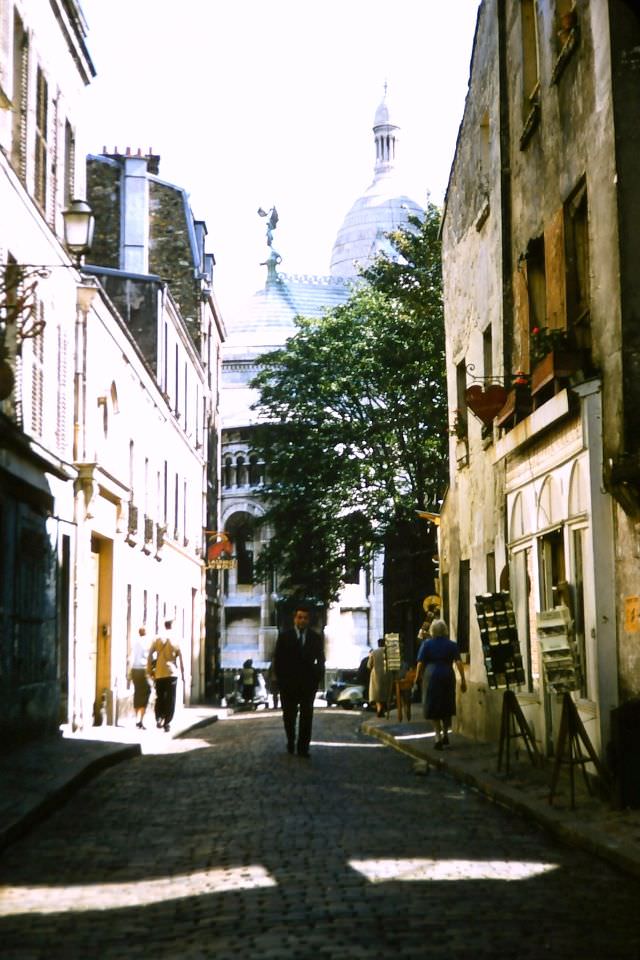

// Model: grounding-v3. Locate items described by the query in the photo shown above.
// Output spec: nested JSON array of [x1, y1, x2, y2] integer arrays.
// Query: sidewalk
[[361, 714, 640, 880], [0, 705, 224, 853]]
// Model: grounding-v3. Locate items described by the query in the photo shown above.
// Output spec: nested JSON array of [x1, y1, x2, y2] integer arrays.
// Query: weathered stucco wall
[[441, 0, 509, 740]]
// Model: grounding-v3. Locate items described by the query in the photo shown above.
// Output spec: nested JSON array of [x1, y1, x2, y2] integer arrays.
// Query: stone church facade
[[218, 90, 424, 676]]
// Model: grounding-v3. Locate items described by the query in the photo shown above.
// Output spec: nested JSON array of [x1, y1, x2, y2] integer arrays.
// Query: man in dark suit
[[274, 604, 325, 758]]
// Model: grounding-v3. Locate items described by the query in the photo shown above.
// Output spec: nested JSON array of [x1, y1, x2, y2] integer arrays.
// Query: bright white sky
[[79, 0, 480, 318]]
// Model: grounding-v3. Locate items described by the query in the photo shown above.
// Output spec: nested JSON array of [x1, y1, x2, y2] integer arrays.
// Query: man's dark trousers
[[281, 684, 315, 754], [155, 676, 177, 724]]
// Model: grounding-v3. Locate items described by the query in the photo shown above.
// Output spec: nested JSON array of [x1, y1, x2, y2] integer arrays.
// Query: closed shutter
[[11, 12, 28, 181], [56, 324, 69, 453], [30, 317, 44, 436], [544, 206, 566, 331], [513, 258, 530, 371], [34, 65, 48, 212], [0, 0, 11, 102]]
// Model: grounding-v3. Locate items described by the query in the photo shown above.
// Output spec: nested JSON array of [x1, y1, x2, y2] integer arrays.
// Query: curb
[[0, 713, 220, 853], [0, 743, 140, 854], [362, 720, 640, 881]]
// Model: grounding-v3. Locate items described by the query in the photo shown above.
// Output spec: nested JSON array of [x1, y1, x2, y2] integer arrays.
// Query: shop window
[[572, 527, 589, 698], [512, 547, 539, 691], [538, 528, 565, 611]]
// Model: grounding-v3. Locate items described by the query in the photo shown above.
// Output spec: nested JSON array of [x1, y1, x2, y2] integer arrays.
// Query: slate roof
[[222, 271, 353, 360]]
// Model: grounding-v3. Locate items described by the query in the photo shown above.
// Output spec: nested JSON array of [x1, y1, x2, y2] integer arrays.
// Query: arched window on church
[[224, 456, 233, 488], [236, 455, 247, 486], [248, 454, 262, 486], [226, 512, 255, 586]]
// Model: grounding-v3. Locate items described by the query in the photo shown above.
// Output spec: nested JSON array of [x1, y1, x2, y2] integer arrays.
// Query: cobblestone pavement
[[1, 710, 639, 960]]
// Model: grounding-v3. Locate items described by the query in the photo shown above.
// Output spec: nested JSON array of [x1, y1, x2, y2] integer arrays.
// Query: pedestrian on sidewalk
[[414, 619, 466, 750], [274, 604, 325, 758], [241, 659, 257, 703], [266, 660, 280, 709], [129, 626, 151, 729], [368, 638, 390, 718], [148, 619, 185, 732]]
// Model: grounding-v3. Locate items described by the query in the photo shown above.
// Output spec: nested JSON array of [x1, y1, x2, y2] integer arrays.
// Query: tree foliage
[[250, 202, 447, 605]]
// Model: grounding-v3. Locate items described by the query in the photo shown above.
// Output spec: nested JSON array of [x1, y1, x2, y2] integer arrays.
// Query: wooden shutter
[[513, 258, 530, 371], [544, 206, 567, 331], [30, 317, 44, 436], [56, 324, 69, 453]]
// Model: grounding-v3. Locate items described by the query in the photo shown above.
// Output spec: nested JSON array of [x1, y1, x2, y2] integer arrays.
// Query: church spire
[[373, 82, 399, 178]]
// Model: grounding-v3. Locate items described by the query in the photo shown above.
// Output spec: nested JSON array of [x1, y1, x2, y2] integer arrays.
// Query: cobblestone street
[[1, 709, 639, 960]]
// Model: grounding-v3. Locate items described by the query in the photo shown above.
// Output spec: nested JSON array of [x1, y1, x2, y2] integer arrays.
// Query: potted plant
[[530, 326, 581, 395], [449, 408, 468, 441], [495, 371, 531, 429]]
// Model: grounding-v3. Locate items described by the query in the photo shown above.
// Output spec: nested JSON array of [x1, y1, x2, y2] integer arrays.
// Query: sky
[[78, 0, 480, 318]]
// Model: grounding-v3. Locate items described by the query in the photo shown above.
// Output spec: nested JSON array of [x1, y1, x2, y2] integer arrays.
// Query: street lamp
[[62, 198, 95, 266], [0, 199, 95, 399]]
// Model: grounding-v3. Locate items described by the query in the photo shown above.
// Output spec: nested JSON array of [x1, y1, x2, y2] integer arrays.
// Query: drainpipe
[[497, 0, 514, 574], [71, 281, 99, 730]]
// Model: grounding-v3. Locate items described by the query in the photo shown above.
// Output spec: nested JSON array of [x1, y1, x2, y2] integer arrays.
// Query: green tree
[[251, 202, 447, 611]]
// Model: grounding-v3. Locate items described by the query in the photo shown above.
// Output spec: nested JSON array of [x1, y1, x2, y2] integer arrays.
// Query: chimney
[[120, 149, 149, 274]]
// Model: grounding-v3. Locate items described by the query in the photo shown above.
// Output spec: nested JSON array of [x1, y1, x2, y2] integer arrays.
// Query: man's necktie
[[299, 630, 305, 648]]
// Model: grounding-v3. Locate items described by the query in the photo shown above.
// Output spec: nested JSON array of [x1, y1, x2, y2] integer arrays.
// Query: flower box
[[530, 349, 581, 396], [495, 383, 531, 429]]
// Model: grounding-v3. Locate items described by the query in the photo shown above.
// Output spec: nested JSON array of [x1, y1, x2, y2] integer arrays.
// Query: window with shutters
[[520, 0, 541, 146], [564, 180, 591, 352], [34, 66, 48, 212], [457, 559, 471, 655], [31, 319, 44, 436], [525, 235, 546, 364], [56, 324, 69, 452], [64, 120, 75, 207], [11, 11, 27, 181], [455, 360, 468, 443]]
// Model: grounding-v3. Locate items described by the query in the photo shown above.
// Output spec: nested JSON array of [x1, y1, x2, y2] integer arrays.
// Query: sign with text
[[205, 531, 237, 570], [384, 633, 402, 671]]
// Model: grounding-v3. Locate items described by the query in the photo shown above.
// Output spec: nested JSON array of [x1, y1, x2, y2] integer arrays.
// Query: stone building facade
[[0, 0, 95, 742], [440, 0, 640, 762], [83, 149, 224, 725], [0, 0, 224, 743]]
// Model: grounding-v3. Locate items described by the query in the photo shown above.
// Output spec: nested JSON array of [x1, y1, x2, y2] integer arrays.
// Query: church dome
[[330, 86, 423, 278]]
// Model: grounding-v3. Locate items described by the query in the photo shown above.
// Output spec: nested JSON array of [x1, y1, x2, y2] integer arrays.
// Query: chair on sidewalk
[[394, 669, 416, 721]]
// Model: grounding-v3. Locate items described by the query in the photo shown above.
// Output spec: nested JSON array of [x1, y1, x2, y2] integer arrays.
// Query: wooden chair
[[394, 668, 417, 721]]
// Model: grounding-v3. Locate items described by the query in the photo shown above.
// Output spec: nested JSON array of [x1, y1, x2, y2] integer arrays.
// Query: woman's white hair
[[429, 619, 448, 637]]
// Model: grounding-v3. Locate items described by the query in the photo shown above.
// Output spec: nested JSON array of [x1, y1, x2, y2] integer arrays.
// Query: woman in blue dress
[[415, 619, 467, 750]]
